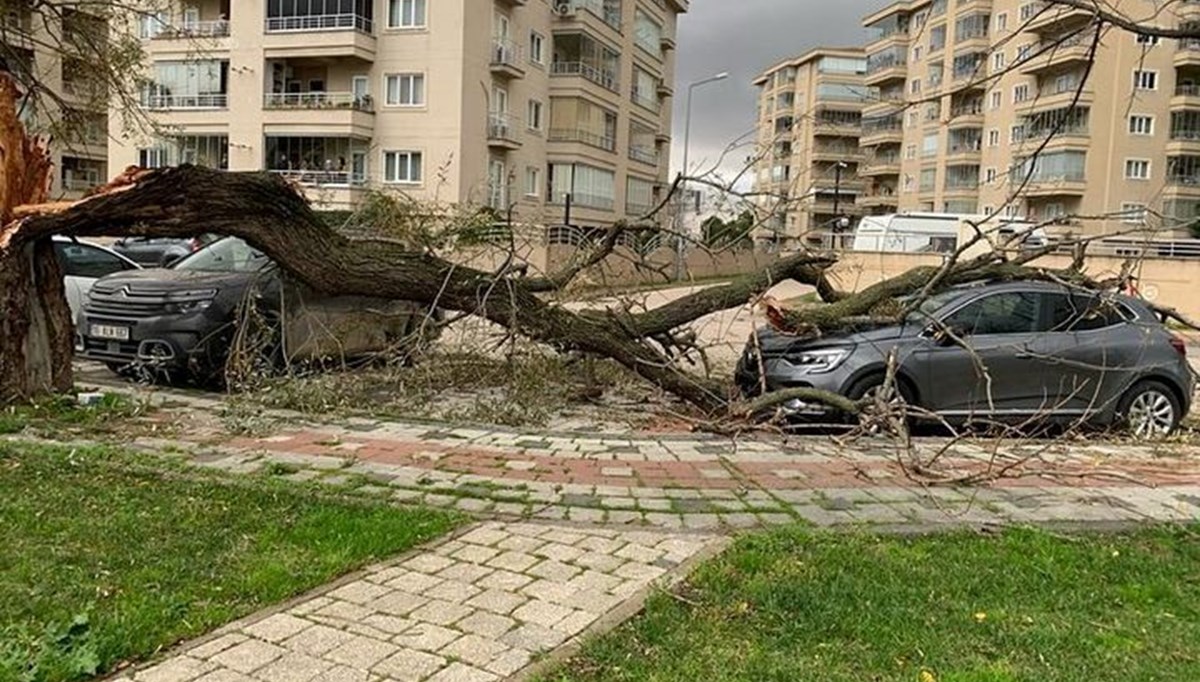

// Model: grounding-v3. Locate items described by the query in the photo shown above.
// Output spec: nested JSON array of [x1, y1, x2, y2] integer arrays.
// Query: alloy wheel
[[1127, 389, 1176, 439]]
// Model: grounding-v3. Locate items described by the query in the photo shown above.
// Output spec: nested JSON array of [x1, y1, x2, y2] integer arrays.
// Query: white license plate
[[90, 324, 130, 341]]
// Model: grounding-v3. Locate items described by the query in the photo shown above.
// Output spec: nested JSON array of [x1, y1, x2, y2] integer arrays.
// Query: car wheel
[[845, 374, 916, 425], [1117, 380, 1181, 439]]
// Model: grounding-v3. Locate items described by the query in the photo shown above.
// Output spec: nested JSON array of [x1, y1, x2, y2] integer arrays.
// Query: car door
[[55, 242, 139, 319], [1039, 292, 1142, 415], [910, 290, 1051, 417]]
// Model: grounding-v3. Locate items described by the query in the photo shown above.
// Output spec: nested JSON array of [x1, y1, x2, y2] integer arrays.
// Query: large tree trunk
[[0, 241, 73, 402]]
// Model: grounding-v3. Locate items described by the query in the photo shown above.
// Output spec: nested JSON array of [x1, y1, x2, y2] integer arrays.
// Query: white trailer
[[851, 212, 1045, 254]]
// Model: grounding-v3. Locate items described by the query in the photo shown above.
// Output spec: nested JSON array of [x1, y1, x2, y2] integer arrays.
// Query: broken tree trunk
[[0, 74, 71, 402]]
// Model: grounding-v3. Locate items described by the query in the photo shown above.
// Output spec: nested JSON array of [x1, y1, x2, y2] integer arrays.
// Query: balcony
[[1173, 84, 1200, 109], [945, 141, 982, 164], [861, 154, 901, 176], [143, 93, 228, 110], [948, 102, 985, 128], [487, 113, 522, 150], [265, 136, 368, 208], [262, 92, 376, 137], [1168, 129, 1200, 155], [1019, 37, 1093, 75], [150, 19, 230, 40], [629, 145, 659, 166], [1028, 85, 1094, 111], [811, 145, 864, 162], [864, 57, 907, 87], [263, 13, 376, 60], [1022, 2, 1095, 35], [490, 40, 525, 79], [553, 0, 623, 38], [1177, 39, 1200, 68], [860, 124, 903, 147], [1021, 178, 1087, 197], [857, 190, 899, 210], [549, 126, 616, 152], [631, 85, 659, 112], [812, 112, 861, 138]]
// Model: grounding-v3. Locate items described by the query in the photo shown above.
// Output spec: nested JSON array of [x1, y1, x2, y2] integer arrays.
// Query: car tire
[[1116, 380, 1182, 439], [845, 373, 917, 425]]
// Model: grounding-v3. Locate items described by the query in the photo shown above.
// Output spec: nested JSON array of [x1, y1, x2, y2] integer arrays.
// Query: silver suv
[[736, 281, 1195, 437]]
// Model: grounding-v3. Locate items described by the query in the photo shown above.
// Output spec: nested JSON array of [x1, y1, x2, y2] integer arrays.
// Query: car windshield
[[173, 237, 270, 272], [906, 288, 968, 320]]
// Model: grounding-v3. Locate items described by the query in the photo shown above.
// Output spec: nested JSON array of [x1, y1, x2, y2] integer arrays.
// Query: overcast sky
[[669, 0, 893, 181]]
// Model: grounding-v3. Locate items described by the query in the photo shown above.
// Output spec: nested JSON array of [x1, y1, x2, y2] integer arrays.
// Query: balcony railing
[[629, 145, 658, 165], [1171, 129, 1200, 140], [631, 85, 658, 110], [488, 113, 520, 143], [151, 20, 231, 39], [264, 92, 374, 111], [143, 94, 228, 109], [549, 192, 615, 211], [549, 127, 616, 151], [551, 61, 619, 92], [558, 0, 622, 30], [269, 169, 366, 186], [491, 39, 521, 68], [265, 13, 372, 34]]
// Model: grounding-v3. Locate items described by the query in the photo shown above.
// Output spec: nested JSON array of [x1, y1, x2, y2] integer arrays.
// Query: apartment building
[[3, 2, 109, 200], [751, 48, 868, 247], [109, 0, 685, 231], [859, 0, 1200, 237]]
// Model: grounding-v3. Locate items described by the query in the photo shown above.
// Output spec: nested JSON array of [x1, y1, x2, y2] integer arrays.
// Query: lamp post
[[674, 71, 729, 280], [832, 160, 848, 221]]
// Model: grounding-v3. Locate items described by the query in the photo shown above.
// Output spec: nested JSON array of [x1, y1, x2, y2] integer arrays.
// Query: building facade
[[751, 48, 868, 248], [859, 0, 1200, 236], [109, 0, 685, 230], [4, 2, 109, 200]]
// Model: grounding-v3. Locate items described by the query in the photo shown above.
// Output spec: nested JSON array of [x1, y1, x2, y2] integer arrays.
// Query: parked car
[[52, 236, 141, 319], [76, 236, 436, 380], [736, 281, 1194, 438], [111, 235, 219, 267]]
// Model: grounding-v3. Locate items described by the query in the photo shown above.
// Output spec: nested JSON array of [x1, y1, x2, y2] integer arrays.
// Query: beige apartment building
[[857, 0, 1200, 237], [108, 0, 685, 232], [751, 48, 868, 248], [3, 2, 108, 200]]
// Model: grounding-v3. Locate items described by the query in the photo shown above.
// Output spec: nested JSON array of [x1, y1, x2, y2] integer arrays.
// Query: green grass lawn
[[0, 441, 458, 682], [543, 527, 1200, 682]]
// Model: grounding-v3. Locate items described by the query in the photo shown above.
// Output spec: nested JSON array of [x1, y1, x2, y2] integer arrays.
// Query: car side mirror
[[930, 324, 967, 347]]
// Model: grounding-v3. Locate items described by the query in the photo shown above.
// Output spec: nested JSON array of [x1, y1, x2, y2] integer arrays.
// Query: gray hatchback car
[[736, 281, 1195, 437]]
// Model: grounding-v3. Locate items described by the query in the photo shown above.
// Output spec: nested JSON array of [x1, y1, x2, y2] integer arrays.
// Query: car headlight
[[784, 347, 852, 374], [164, 289, 218, 314]]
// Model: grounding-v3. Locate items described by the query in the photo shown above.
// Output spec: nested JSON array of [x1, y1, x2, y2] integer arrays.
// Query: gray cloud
[[669, 0, 893, 181]]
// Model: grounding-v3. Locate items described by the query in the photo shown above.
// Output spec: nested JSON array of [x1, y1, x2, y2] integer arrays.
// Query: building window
[[1010, 124, 1025, 143], [633, 9, 663, 57], [910, 78, 921, 94], [383, 151, 422, 183], [907, 111, 919, 127], [1135, 34, 1160, 46], [1121, 202, 1147, 224], [1133, 70, 1158, 90], [994, 12, 1008, 32], [388, 0, 426, 28], [524, 166, 540, 197], [385, 73, 425, 106], [1125, 158, 1150, 179], [138, 147, 169, 168], [138, 11, 167, 38], [1013, 83, 1029, 102], [1129, 114, 1154, 135], [987, 128, 1000, 147], [527, 99, 543, 131], [990, 90, 1002, 109], [913, 45, 923, 61], [530, 31, 545, 65], [992, 52, 1006, 71], [985, 167, 997, 183], [905, 144, 917, 160]]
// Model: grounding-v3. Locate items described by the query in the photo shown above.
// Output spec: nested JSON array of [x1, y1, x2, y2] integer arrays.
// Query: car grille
[[86, 283, 171, 318], [81, 336, 138, 359]]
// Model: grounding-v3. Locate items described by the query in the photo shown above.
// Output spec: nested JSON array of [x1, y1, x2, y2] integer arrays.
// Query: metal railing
[[488, 113, 520, 142], [629, 145, 658, 164], [263, 92, 374, 111], [548, 127, 616, 151], [143, 94, 228, 109], [268, 169, 366, 186], [491, 39, 522, 68], [151, 20, 230, 39], [631, 86, 658, 110], [264, 13, 372, 34], [1177, 84, 1200, 96], [550, 60, 619, 92]]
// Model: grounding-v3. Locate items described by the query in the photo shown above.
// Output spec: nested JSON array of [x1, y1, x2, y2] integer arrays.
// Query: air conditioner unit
[[554, 1, 573, 16]]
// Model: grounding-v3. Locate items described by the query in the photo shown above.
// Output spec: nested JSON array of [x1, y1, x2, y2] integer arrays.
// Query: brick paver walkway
[[134, 416, 1200, 530], [111, 521, 723, 682]]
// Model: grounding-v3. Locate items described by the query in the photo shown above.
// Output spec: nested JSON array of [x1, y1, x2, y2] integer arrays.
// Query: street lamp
[[674, 71, 729, 280], [832, 160, 848, 222]]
